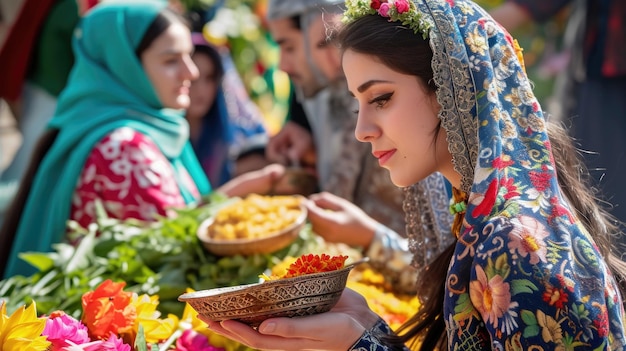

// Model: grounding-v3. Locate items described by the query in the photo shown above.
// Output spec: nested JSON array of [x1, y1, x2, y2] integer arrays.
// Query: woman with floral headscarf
[[200, 0, 626, 350]]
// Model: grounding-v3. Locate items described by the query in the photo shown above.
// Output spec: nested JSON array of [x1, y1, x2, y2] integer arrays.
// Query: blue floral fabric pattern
[[347, 0, 626, 350]]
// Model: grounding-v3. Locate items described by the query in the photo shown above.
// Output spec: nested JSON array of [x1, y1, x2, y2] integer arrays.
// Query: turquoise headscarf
[[4, 0, 210, 278]]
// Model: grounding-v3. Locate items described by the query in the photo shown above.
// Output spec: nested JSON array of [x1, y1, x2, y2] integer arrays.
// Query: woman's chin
[[389, 173, 413, 188], [167, 96, 191, 110]]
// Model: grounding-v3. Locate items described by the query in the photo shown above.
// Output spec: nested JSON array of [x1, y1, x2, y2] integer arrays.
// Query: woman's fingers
[[198, 314, 364, 351]]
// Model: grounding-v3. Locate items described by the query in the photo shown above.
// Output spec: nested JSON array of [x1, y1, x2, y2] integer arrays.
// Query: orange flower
[[81, 279, 136, 340], [282, 254, 348, 278]]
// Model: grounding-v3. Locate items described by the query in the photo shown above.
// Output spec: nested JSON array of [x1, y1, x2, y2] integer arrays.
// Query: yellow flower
[[0, 302, 51, 350], [537, 310, 563, 345], [512, 39, 526, 74], [122, 294, 179, 344]]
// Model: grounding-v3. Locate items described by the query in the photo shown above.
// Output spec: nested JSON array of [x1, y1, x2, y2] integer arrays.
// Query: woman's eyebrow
[[357, 79, 391, 93]]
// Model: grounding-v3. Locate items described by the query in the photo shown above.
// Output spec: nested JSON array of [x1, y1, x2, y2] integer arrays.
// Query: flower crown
[[342, 0, 430, 38]]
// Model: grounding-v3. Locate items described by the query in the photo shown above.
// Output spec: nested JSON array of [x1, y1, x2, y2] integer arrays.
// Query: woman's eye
[[369, 92, 393, 109]]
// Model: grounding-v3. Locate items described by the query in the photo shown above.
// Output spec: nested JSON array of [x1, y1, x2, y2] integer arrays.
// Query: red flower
[[501, 177, 519, 200], [81, 280, 136, 340], [542, 285, 568, 309], [593, 305, 609, 338], [370, 0, 382, 10], [550, 197, 574, 223], [492, 156, 514, 170], [528, 165, 552, 192], [472, 178, 498, 218], [283, 254, 348, 278]]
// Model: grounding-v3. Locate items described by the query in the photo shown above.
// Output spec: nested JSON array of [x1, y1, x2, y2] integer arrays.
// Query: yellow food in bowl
[[209, 194, 303, 240]]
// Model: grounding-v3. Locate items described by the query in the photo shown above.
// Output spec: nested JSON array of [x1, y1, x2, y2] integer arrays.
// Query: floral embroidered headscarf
[[343, 0, 625, 348]]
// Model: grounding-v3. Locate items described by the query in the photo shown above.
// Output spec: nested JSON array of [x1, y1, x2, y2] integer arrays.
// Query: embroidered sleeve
[[451, 216, 626, 350], [71, 127, 195, 228], [348, 318, 409, 351]]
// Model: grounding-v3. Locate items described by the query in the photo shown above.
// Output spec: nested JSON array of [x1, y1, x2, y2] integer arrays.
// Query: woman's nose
[[184, 56, 199, 81], [354, 111, 379, 143]]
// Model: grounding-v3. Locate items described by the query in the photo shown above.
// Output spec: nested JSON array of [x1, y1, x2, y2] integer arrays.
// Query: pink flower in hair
[[378, 2, 391, 17], [395, 0, 410, 13]]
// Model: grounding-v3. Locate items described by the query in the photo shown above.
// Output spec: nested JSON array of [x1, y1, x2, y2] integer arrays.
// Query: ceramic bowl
[[197, 202, 307, 256], [178, 262, 360, 327]]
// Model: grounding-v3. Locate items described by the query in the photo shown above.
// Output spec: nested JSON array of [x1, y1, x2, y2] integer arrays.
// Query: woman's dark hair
[[135, 7, 189, 58], [0, 6, 187, 278], [193, 44, 224, 82], [338, 14, 626, 350]]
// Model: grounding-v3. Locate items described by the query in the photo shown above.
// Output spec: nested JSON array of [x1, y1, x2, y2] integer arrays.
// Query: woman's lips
[[372, 149, 396, 166]]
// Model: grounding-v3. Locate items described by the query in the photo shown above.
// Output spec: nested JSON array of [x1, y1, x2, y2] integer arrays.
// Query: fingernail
[[260, 322, 276, 333]]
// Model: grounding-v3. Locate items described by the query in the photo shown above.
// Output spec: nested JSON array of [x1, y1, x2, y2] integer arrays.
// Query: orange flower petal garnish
[[282, 254, 348, 279]]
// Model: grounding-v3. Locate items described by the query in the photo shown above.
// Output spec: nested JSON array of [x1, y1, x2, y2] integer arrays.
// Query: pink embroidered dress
[[71, 127, 201, 228]]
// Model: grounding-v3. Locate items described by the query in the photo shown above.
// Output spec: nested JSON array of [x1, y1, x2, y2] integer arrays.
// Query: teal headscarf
[[4, 0, 211, 278]]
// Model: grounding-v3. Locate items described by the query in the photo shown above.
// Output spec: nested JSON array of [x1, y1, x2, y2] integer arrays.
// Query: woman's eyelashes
[[351, 92, 394, 115], [369, 92, 393, 109]]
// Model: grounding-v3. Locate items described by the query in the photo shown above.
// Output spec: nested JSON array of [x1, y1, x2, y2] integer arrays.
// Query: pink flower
[[174, 330, 225, 351], [507, 215, 549, 265], [395, 0, 410, 13], [100, 334, 132, 351], [378, 3, 391, 17], [60, 340, 103, 351], [42, 311, 91, 350], [469, 265, 511, 329]]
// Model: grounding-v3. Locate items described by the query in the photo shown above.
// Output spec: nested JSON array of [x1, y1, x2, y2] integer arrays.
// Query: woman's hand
[[216, 163, 287, 198], [198, 289, 380, 351], [266, 121, 316, 168], [305, 192, 380, 248]]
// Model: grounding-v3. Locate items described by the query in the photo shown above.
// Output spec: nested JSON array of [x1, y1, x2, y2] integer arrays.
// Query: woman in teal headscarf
[[0, 1, 207, 278], [1, 0, 290, 279]]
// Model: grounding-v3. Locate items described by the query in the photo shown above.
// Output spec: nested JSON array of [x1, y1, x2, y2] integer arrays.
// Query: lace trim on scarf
[[417, 1, 478, 194], [404, 173, 455, 274]]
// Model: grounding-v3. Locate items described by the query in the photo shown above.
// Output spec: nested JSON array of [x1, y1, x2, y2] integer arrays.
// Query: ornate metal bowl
[[178, 262, 360, 327]]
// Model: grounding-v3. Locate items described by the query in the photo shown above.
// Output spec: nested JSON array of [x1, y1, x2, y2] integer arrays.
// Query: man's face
[[306, 14, 342, 82], [267, 17, 325, 98]]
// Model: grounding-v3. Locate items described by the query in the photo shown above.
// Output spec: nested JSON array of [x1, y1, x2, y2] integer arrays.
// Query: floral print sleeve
[[445, 216, 626, 350], [70, 127, 200, 228], [349, 318, 410, 351]]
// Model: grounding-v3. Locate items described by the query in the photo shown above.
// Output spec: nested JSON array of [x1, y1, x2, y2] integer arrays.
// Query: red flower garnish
[[282, 254, 348, 279]]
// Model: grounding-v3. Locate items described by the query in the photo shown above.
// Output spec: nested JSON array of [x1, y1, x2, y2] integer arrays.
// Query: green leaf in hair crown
[[342, 0, 430, 37]]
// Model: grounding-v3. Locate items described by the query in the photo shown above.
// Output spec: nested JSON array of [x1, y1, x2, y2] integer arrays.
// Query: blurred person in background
[[0, 0, 99, 223], [187, 32, 270, 187]]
